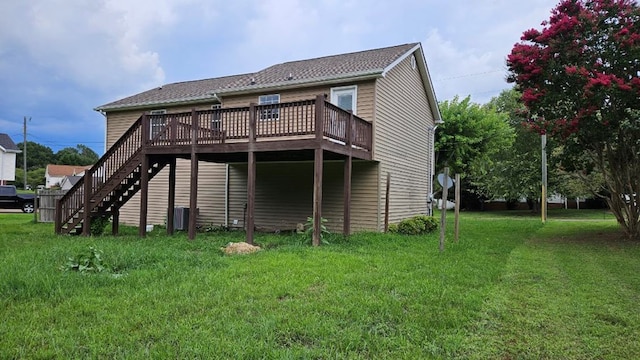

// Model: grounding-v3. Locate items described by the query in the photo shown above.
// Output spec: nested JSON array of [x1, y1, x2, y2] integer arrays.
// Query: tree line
[[14, 143, 99, 189], [441, 0, 639, 240]]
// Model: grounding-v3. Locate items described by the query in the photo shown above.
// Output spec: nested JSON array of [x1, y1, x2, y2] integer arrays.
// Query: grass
[[1, 210, 638, 359]]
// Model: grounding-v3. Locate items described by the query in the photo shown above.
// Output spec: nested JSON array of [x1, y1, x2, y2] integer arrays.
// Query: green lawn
[[1, 211, 638, 359]]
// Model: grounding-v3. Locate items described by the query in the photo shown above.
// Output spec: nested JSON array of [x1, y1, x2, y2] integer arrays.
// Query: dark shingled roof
[[96, 43, 419, 111], [0, 133, 20, 152]]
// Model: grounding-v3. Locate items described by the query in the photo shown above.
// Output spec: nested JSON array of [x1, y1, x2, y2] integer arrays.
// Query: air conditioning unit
[[173, 207, 200, 230], [174, 207, 190, 231]]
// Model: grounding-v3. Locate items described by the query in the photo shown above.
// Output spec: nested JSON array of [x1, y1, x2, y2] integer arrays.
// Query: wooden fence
[[37, 190, 66, 223]]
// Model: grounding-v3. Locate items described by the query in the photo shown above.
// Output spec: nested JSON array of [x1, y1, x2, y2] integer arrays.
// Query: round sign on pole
[[437, 173, 454, 190]]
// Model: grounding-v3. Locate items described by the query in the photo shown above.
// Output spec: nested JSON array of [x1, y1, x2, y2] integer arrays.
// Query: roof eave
[[95, 95, 219, 113], [216, 71, 384, 97]]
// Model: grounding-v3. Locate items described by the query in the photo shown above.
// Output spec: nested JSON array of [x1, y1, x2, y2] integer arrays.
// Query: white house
[[0, 133, 21, 185], [45, 164, 92, 188]]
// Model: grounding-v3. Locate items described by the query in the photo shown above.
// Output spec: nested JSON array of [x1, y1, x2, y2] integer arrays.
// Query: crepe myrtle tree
[[507, 0, 640, 240]]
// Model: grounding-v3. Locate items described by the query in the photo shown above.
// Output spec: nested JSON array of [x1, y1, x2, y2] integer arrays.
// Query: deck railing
[[55, 95, 372, 234], [147, 96, 372, 150]]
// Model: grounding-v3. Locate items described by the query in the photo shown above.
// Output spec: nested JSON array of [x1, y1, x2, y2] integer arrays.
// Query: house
[[45, 164, 92, 188], [60, 175, 83, 191], [0, 133, 21, 185], [57, 43, 442, 244]]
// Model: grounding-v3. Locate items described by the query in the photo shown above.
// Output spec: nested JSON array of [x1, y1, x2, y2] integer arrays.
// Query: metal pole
[[541, 133, 547, 223], [23, 116, 29, 189]]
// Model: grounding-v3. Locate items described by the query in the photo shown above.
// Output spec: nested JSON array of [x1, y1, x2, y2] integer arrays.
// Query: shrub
[[413, 215, 438, 233], [90, 215, 111, 236], [304, 216, 330, 244], [392, 215, 438, 235]]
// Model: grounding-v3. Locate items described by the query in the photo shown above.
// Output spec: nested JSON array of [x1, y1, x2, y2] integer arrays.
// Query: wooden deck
[[55, 95, 372, 246], [145, 96, 372, 161]]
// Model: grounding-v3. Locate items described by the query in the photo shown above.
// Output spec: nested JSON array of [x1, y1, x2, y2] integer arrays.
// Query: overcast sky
[[0, 0, 560, 155]]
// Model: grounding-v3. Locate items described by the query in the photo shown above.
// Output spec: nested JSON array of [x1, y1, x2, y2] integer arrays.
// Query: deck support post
[[82, 173, 91, 236], [139, 154, 149, 237], [167, 157, 176, 235], [313, 148, 324, 246], [246, 103, 257, 245], [343, 156, 352, 237], [112, 207, 119, 236], [188, 154, 198, 240], [188, 109, 199, 240], [247, 151, 256, 244]]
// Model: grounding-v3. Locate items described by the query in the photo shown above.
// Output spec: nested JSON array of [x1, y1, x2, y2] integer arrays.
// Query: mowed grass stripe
[[458, 220, 640, 360]]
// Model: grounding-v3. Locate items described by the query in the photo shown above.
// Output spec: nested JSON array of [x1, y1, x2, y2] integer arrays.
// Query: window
[[211, 104, 222, 130], [411, 54, 417, 70], [258, 94, 280, 120], [149, 109, 167, 139], [330, 86, 357, 114]]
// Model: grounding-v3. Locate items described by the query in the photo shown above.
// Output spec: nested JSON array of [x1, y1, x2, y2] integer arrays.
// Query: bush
[[413, 215, 438, 233], [390, 215, 438, 235], [90, 215, 111, 236]]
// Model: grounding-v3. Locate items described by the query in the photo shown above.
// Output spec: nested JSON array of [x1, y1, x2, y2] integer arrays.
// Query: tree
[[507, 0, 640, 239], [16, 141, 55, 170], [435, 96, 515, 206], [14, 168, 46, 189], [55, 144, 99, 166], [476, 89, 547, 207]]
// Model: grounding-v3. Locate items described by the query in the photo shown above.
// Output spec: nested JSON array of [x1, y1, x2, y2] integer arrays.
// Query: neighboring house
[[60, 175, 83, 191], [45, 164, 91, 188], [58, 43, 442, 242], [0, 133, 21, 185]]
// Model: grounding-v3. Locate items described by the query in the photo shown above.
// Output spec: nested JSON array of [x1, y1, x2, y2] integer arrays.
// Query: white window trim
[[149, 110, 167, 140], [330, 85, 357, 114], [258, 94, 280, 120]]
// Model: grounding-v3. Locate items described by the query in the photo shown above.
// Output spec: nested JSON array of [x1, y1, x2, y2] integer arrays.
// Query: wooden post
[[167, 157, 176, 235], [82, 173, 91, 236], [141, 113, 150, 145], [246, 103, 257, 245], [346, 110, 353, 147], [343, 156, 352, 237], [384, 173, 390, 232], [439, 167, 449, 252], [112, 207, 119, 236], [454, 173, 460, 243], [188, 154, 198, 240], [54, 199, 62, 234], [139, 155, 149, 237], [312, 148, 323, 246], [188, 109, 199, 240], [33, 190, 38, 223], [315, 94, 324, 141]]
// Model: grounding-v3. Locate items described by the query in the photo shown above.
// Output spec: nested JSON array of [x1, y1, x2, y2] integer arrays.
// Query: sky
[[0, 0, 561, 156]]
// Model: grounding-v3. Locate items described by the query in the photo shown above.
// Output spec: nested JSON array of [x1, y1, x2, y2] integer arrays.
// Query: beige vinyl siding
[[103, 81, 379, 230], [227, 161, 378, 233], [221, 81, 375, 121], [105, 106, 226, 227], [374, 52, 435, 226]]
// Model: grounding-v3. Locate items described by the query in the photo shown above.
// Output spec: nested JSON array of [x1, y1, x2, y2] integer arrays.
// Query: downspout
[[225, 164, 229, 227], [428, 124, 440, 216]]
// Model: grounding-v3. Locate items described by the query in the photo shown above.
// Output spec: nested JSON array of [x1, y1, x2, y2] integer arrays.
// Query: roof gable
[[46, 164, 92, 177], [0, 133, 21, 153], [96, 43, 419, 111]]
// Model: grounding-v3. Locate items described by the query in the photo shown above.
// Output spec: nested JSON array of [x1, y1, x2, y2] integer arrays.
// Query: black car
[[0, 185, 36, 213]]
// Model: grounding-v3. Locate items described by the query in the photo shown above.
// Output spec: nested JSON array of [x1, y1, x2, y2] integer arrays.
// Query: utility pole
[[23, 116, 30, 190], [541, 132, 547, 223]]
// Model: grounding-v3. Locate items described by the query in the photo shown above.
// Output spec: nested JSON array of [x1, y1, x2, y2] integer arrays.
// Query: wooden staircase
[[55, 115, 166, 235]]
